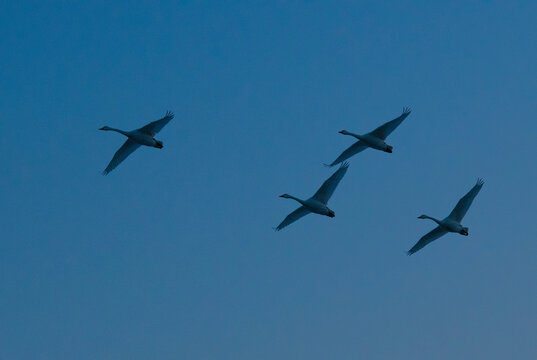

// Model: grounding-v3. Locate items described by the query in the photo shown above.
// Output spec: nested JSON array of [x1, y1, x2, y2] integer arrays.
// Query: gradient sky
[[1, 1, 537, 359]]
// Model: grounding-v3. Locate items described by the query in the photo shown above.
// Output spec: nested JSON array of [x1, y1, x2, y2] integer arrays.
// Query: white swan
[[408, 178, 484, 255], [327, 107, 411, 167], [99, 111, 174, 175], [275, 162, 349, 231]]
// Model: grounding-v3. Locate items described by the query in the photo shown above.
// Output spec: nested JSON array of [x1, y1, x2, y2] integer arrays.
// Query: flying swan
[[275, 162, 349, 231], [327, 107, 411, 167], [99, 111, 174, 175], [407, 178, 485, 255]]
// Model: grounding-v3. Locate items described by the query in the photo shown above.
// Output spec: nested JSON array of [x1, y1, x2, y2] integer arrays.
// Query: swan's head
[[418, 215, 427, 219], [327, 210, 335, 218], [154, 140, 164, 149], [338, 130, 349, 135], [99, 126, 112, 131], [385, 145, 393, 153], [460, 227, 469, 236], [279, 194, 291, 199]]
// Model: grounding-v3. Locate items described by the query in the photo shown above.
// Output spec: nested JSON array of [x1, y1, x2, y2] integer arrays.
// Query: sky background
[[1, 1, 537, 359]]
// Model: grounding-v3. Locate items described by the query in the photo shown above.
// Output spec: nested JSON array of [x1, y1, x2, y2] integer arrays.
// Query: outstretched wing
[[312, 162, 349, 204], [138, 111, 174, 136], [275, 206, 311, 231], [326, 141, 368, 167], [102, 139, 140, 175], [369, 107, 411, 140], [448, 178, 484, 222], [407, 226, 448, 255]]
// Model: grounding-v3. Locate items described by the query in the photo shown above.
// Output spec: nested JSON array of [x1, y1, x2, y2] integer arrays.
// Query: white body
[[351, 133, 391, 152], [126, 130, 161, 147], [294, 197, 333, 216], [426, 216, 466, 234]]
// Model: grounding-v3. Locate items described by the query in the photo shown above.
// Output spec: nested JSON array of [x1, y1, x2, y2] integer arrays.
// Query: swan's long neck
[[344, 132, 363, 140], [421, 215, 442, 225], [286, 195, 305, 205], [104, 127, 129, 136]]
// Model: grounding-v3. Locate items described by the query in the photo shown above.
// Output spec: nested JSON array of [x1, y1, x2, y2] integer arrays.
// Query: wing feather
[[312, 162, 349, 204], [138, 111, 174, 136], [326, 141, 368, 167], [275, 206, 311, 231], [407, 226, 448, 255], [102, 139, 140, 175], [369, 107, 411, 140], [447, 178, 484, 222]]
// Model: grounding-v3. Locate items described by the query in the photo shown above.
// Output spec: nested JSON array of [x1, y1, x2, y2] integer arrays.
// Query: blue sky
[[1, 1, 536, 359]]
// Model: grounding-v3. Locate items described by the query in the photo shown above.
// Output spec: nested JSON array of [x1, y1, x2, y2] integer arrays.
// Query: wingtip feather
[[165, 110, 175, 119]]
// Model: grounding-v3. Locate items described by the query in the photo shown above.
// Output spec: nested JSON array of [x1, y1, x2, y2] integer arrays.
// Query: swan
[[99, 111, 174, 175], [275, 162, 349, 231], [327, 107, 411, 167], [407, 178, 484, 255]]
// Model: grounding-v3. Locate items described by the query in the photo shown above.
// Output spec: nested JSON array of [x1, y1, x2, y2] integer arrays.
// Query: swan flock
[[99, 108, 484, 255]]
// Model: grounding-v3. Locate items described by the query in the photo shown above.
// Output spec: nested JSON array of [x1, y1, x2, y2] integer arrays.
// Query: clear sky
[[1, 1, 537, 359]]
